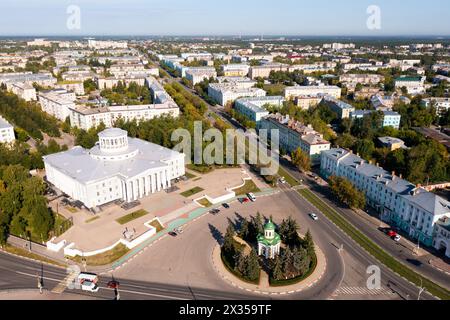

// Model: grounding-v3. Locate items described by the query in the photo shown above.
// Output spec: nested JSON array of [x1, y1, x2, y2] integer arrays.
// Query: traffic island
[[211, 217, 326, 295]]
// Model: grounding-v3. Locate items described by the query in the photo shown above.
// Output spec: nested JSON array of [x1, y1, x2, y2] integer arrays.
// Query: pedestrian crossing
[[51, 272, 78, 294], [333, 286, 396, 296]]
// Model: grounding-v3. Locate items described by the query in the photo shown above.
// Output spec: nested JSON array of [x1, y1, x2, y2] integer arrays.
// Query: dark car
[[210, 209, 220, 215], [168, 231, 178, 237], [107, 280, 120, 289], [222, 203, 230, 209]]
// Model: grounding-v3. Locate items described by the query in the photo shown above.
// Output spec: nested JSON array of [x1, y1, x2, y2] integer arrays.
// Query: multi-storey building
[[350, 110, 401, 129], [320, 148, 450, 257], [185, 67, 217, 85], [7, 82, 36, 101], [284, 85, 341, 100], [339, 74, 385, 87], [234, 96, 284, 125], [222, 64, 250, 77], [0, 72, 57, 88], [0, 116, 15, 144], [249, 63, 289, 79], [320, 95, 355, 119], [38, 89, 76, 121], [208, 83, 266, 106], [421, 97, 450, 116], [260, 114, 330, 164], [395, 76, 426, 95]]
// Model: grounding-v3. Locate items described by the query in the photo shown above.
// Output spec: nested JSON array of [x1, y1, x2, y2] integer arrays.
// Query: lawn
[[2, 245, 66, 267], [85, 216, 100, 224], [298, 188, 450, 300], [278, 166, 300, 186], [69, 243, 129, 266], [233, 180, 261, 196], [116, 209, 150, 225], [263, 83, 286, 96], [197, 197, 213, 207], [180, 186, 204, 197], [149, 219, 165, 233], [185, 172, 197, 179]]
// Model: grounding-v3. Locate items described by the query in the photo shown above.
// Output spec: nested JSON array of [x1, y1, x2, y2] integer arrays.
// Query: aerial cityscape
[[0, 0, 449, 312]]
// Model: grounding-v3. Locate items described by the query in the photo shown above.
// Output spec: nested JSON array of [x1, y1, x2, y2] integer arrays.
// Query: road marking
[[334, 286, 396, 296]]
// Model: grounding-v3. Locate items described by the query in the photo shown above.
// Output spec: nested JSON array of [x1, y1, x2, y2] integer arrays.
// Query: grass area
[[197, 197, 213, 207], [233, 179, 261, 196], [149, 219, 165, 233], [185, 172, 197, 179], [269, 251, 317, 287], [85, 216, 100, 224], [180, 186, 204, 197], [66, 207, 78, 213], [298, 188, 450, 300], [186, 164, 215, 174], [278, 166, 300, 186], [68, 244, 129, 266], [116, 209, 150, 225], [2, 244, 66, 267]]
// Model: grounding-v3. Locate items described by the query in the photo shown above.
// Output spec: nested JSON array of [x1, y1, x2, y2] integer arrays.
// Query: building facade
[[44, 128, 185, 209], [284, 85, 341, 100], [0, 116, 15, 144], [320, 148, 450, 256]]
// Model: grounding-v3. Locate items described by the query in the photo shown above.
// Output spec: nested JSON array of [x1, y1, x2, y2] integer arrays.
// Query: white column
[[126, 181, 133, 202], [151, 173, 156, 193], [145, 176, 150, 196], [166, 170, 171, 188], [139, 177, 144, 198], [133, 180, 138, 201], [157, 171, 162, 191], [161, 170, 167, 189]]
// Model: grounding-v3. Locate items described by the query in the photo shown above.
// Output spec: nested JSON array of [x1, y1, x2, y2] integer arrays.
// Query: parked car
[[394, 235, 402, 242], [222, 203, 230, 209], [168, 231, 178, 237], [247, 193, 256, 202], [176, 227, 184, 234], [309, 213, 318, 221], [388, 230, 397, 238], [210, 208, 220, 215]]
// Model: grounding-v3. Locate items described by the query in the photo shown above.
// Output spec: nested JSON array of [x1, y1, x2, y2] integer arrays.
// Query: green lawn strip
[[149, 219, 165, 233], [278, 166, 300, 186], [197, 198, 213, 207], [68, 243, 129, 267], [2, 245, 66, 267], [85, 216, 100, 224], [184, 172, 197, 179], [298, 188, 450, 300], [180, 186, 204, 197], [116, 209, 150, 225], [233, 180, 261, 196]]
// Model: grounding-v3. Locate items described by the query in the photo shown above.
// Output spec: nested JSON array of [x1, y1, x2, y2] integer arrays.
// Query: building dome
[[264, 220, 276, 231], [98, 128, 129, 153]]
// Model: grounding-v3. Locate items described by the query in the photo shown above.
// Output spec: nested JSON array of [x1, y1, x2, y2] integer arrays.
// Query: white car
[[247, 193, 256, 202], [394, 235, 401, 242], [309, 213, 318, 221]]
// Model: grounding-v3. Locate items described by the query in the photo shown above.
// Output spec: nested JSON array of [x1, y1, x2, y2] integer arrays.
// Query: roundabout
[[211, 219, 327, 295]]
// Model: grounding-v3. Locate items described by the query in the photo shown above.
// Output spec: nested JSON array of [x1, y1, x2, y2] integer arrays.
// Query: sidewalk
[[0, 289, 98, 300], [211, 242, 326, 295], [6, 235, 66, 263]]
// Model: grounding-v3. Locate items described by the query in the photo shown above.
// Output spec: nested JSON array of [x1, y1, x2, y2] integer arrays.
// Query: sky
[[0, 0, 449, 36]]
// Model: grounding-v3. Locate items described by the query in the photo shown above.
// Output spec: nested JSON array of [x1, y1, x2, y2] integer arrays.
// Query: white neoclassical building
[[43, 128, 185, 209]]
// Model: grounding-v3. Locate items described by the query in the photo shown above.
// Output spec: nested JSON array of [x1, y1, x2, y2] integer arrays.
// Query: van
[[247, 193, 256, 202], [78, 273, 99, 292]]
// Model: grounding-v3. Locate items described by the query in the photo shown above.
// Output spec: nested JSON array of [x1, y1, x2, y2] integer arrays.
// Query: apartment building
[[208, 83, 266, 106], [96, 76, 147, 90], [350, 110, 401, 129], [88, 40, 128, 49], [339, 74, 385, 87], [320, 95, 355, 119], [7, 82, 36, 101], [294, 95, 324, 110], [395, 76, 426, 95], [288, 62, 337, 74], [0, 116, 15, 144], [185, 67, 217, 85], [284, 85, 341, 100], [260, 113, 330, 164], [38, 89, 76, 121], [70, 77, 179, 130], [222, 64, 250, 77], [421, 97, 450, 116], [234, 96, 284, 124], [0, 72, 57, 88], [249, 63, 289, 79], [320, 148, 450, 257]]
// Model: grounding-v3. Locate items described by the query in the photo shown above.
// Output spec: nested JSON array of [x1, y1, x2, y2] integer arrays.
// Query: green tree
[[245, 249, 260, 281], [291, 148, 311, 172]]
